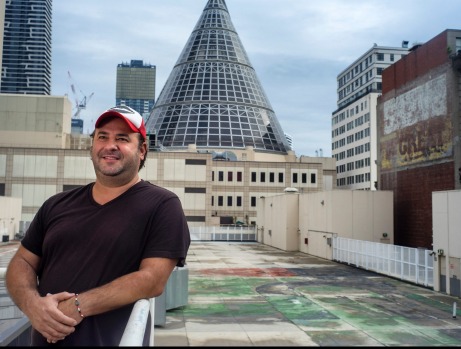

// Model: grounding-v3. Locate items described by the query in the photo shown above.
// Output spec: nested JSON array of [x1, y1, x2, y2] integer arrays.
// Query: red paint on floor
[[199, 268, 297, 277]]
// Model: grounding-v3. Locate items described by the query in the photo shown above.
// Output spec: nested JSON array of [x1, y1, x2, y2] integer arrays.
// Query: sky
[[51, 0, 461, 158]]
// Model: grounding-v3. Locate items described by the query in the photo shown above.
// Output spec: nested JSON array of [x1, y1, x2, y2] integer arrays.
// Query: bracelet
[[74, 294, 85, 318]]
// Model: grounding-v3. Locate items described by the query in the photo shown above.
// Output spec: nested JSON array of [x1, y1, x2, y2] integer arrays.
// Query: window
[[227, 196, 232, 206], [237, 171, 242, 182], [278, 172, 284, 183], [292, 173, 298, 184], [251, 196, 256, 207], [376, 53, 384, 61], [311, 173, 316, 184], [185, 187, 206, 193], [211, 196, 214, 206], [212, 171, 215, 181], [269, 172, 275, 183], [260, 172, 265, 182], [218, 196, 223, 206], [218, 171, 224, 181], [302, 173, 307, 184], [251, 172, 257, 182], [236, 196, 242, 207], [228, 171, 233, 182], [377, 67, 383, 76]]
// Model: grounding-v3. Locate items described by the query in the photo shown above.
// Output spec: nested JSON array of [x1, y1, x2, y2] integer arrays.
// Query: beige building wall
[[432, 190, 461, 296], [258, 193, 299, 251], [258, 190, 394, 260], [0, 94, 72, 148], [0, 196, 22, 241]]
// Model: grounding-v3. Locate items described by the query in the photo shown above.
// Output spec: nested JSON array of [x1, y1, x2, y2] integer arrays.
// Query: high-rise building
[[0, 0, 52, 95], [332, 43, 409, 190], [145, 0, 291, 155], [116, 59, 156, 120]]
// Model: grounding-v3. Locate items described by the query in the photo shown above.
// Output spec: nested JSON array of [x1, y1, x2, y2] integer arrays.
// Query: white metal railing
[[189, 225, 256, 241], [119, 298, 155, 346], [332, 237, 434, 288]]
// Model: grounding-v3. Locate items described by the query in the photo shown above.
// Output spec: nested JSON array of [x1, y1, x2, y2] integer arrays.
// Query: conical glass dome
[[145, 0, 291, 154]]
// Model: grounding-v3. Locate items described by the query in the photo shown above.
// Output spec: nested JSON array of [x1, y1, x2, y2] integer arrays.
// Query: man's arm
[[5, 245, 78, 342], [58, 257, 178, 320]]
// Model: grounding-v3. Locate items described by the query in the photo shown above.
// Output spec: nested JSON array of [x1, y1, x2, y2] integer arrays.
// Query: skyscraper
[[145, 0, 291, 155], [116, 59, 156, 119], [0, 0, 52, 95]]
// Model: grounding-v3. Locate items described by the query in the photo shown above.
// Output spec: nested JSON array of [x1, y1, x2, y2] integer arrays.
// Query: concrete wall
[[258, 193, 299, 251], [0, 94, 72, 149], [258, 190, 394, 259], [0, 196, 22, 241], [432, 189, 461, 296]]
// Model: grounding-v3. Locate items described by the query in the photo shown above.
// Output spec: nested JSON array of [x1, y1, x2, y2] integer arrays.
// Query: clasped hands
[[29, 292, 83, 344]]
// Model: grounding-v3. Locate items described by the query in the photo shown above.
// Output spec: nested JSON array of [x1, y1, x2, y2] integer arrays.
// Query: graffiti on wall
[[383, 74, 447, 135], [381, 116, 452, 170], [381, 74, 452, 170]]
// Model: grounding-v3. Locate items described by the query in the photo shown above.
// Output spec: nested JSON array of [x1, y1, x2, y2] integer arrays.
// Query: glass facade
[[145, 0, 290, 154], [1, 0, 52, 95]]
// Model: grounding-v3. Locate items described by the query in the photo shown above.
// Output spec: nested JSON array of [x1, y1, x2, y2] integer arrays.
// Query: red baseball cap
[[95, 106, 147, 139]]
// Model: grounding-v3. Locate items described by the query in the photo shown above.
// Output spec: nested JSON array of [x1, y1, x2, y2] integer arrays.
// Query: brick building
[[378, 29, 461, 249]]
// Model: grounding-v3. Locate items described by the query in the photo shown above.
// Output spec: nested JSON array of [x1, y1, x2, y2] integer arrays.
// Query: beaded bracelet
[[74, 294, 85, 318]]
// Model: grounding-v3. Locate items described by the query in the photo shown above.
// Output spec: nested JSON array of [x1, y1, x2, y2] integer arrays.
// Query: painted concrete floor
[[154, 241, 461, 347]]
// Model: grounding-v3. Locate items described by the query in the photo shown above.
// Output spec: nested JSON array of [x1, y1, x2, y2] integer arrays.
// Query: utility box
[[154, 266, 189, 326]]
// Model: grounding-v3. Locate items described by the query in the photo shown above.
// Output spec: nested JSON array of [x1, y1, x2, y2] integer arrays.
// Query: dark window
[[212, 171, 215, 181], [237, 171, 242, 182], [0, 183, 5, 196], [292, 173, 298, 184], [63, 185, 82, 192], [269, 172, 275, 183], [185, 159, 206, 165], [186, 216, 206, 222], [227, 196, 232, 206], [185, 187, 206, 193], [278, 172, 284, 183], [218, 196, 224, 206], [218, 171, 224, 181], [260, 172, 265, 182], [228, 172, 233, 181], [251, 196, 256, 207], [211, 196, 214, 206], [251, 172, 257, 182], [311, 173, 317, 184], [302, 173, 307, 183], [236, 196, 242, 207]]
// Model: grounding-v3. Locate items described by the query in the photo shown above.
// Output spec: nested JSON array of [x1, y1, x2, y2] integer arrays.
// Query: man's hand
[[25, 292, 78, 343]]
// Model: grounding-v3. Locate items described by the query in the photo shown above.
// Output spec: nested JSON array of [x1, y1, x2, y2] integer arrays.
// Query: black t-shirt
[[21, 180, 191, 346]]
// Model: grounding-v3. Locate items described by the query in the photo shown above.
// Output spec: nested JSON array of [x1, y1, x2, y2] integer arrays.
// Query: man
[[6, 106, 191, 346]]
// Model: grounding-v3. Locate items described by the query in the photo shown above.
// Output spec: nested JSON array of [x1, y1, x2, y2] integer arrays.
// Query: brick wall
[[382, 162, 454, 249]]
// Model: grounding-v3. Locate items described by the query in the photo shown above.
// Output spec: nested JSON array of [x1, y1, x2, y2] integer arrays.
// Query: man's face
[[91, 117, 146, 182]]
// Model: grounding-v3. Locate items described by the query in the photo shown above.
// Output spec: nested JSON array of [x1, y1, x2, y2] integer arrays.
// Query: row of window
[[336, 172, 371, 187], [337, 158, 372, 173], [211, 195, 259, 208], [212, 170, 317, 185], [332, 126, 370, 150], [338, 52, 400, 88]]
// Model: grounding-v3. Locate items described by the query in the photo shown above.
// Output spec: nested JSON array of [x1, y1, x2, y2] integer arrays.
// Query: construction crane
[[68, 71, 94, 119]]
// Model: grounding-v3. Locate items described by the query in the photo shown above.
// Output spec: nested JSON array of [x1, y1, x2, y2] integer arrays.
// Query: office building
[[332, 43, 409, 190], [116, 59, 156, 119], [1, 0, 52, 95], [145, 0, 291, 156], [378, 29, 461, 249]]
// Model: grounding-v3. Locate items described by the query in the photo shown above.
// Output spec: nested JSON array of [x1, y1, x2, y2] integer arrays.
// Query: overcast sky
[[51, 0, 460, 157]]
